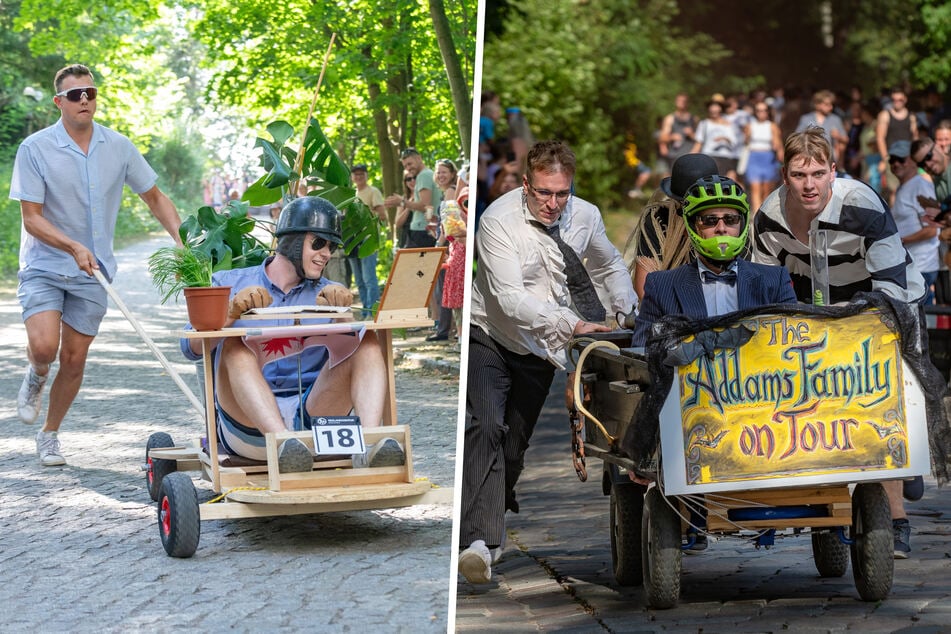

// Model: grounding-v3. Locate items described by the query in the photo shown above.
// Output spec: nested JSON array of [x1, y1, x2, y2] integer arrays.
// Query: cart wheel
[[146, 432, 176, 502], [158, 472, 200, 558], [812, 530, 849, 577], [850, 483, 893, 601], [641, 487, 681, 608], [610, 483, 644, 586]]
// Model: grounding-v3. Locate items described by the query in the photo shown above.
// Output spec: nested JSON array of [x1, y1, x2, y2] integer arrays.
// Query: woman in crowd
[[743, 101, 783, 214]]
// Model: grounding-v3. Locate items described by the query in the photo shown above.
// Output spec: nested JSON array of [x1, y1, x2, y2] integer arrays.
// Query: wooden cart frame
[[568, 310, 929, 608], [145, 248, 454, 557]]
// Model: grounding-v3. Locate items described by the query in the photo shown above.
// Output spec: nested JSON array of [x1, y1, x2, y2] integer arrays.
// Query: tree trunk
[[429, 0, 472, 158]]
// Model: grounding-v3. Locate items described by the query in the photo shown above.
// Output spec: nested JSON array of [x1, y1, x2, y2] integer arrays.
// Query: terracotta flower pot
[[184, 286, 232, 331]]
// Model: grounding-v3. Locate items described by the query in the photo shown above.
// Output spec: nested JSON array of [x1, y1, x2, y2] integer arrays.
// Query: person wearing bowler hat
[[629, 153, 720, 298]]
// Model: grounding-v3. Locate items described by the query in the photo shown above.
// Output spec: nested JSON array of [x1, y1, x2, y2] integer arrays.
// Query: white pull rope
[[92, 268, 204, 418]]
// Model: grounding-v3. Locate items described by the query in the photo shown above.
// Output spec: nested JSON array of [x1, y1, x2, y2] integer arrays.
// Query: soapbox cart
[[567, 307, 931, 608], [143, 248, 454, 558]]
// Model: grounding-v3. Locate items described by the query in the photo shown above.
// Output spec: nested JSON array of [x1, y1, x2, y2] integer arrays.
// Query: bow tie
[[701, 270, 737, 287]]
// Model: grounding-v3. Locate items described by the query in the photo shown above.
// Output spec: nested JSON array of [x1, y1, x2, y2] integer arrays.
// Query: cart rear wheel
[[850, 483, 893, 601], [642, 487, 681, 608], [812, 531, 849, 577], [158, 472, 200, 558], [146, 432, 176, 502], [610, 483, 644, 586]]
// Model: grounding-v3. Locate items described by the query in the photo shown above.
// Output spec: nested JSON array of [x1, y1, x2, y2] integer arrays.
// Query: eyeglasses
[[311, 236, 339, 254], [917, 149, 935, 169], [55, 86, 97, 102], [526, 182, 572, 203], [888, 155, 907, 165], [404, 176, 416, 183], [400, 148, 419, 159], [696, 213, 743, 227]]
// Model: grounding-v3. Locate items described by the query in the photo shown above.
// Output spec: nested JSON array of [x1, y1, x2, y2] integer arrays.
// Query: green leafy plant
[[244, 117, 384, 258], [178, 199, 271, 271], [147, 244, 214, 303]]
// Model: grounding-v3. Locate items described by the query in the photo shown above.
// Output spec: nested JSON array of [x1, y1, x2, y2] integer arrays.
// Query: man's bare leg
[[42, 322, 94, 433], [306, 333, 386, 427], [214, 337, 286, 434]]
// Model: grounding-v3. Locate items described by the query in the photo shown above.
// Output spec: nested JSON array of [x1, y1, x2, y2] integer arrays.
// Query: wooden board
[[198, 484, 452, 520], [702, 485, 852, 532]]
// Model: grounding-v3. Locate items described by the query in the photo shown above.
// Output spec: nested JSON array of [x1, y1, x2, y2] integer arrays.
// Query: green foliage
[[147, 243, 214, 303], [0, 163, 22, 278], [483, 0, 729, 207], [178, 200, 271, 272], [244, 117, 385, 258], [144, 131, 205, 213], [915, 1, 951, 91]]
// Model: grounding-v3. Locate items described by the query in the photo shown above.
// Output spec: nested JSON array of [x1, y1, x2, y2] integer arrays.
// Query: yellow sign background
[[677, 311, 907, 485]]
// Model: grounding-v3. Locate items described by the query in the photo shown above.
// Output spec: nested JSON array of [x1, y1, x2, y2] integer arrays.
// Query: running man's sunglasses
[[56, 86, 97, 102], [311, 236, 339, 254]]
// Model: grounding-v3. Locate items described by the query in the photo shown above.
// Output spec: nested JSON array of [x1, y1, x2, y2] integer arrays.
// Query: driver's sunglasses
[[311, 236, 339, 253], [697, 213, 743, 227], [55, 86, 97, 102], [917, 148, 934, 169]]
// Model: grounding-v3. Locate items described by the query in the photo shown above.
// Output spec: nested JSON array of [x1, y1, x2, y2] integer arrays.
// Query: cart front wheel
[[850, 483, 893, 601], [812, 530, 849, 577], [146, 432, 176, 502], [610, 482, 645, 586], [642, 487, 681, 609], [158, 472, 200, 558]]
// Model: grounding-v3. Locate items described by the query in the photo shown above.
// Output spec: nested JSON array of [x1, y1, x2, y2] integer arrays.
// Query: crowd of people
[[645, 85, 951, 306], [460, 84, 951, 586]]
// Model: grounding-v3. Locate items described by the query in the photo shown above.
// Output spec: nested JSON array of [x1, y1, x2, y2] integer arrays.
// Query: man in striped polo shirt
[[752, 126, 926, 558]]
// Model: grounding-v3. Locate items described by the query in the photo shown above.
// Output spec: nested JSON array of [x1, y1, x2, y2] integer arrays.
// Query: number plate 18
[[311, 416, 366, 455]]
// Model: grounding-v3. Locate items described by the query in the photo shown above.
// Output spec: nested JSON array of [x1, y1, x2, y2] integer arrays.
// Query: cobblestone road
[[0, 236, 460, 632], [456, 374, 951, 633]]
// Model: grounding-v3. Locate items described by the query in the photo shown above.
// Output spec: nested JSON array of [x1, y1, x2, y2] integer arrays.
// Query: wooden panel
[[702, 485, 852, 532]]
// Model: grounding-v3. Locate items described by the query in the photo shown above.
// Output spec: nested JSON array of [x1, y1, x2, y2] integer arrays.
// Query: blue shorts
[[745, 150, 780, 184], [216, 383, 319, 460], [17, 268, 108, 336]]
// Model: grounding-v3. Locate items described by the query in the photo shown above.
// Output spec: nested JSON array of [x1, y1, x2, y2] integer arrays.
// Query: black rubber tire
[[642, 487, 682, 609], [812, 530, 849, 577], [610, 483, 645, 586], [146, 432, 176, 502], [158, 472, 200, 558], [850, 483, 894, 601]]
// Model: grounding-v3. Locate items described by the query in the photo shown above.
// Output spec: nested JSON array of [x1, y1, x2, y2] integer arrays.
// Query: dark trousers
[[461, 326, 556, 549], [433, 268, 453, 337]]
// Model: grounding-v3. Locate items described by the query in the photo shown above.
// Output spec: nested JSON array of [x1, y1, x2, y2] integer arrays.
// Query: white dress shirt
[[471, 187, 636, 368]]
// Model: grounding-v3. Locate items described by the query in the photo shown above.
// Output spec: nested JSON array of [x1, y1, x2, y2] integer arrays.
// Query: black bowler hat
[[660, 153, 719, 201]]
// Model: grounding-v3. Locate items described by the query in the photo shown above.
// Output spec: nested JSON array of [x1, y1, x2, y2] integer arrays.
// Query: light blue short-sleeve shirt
[[10, 119, 158, 280]]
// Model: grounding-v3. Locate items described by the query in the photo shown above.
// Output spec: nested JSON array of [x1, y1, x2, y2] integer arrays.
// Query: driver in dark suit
[[633, 175, 797, 347]]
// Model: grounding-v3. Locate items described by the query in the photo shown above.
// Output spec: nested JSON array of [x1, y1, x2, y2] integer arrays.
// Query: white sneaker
[[17, 367, 47, 424], [36, 431, 66, 467], [459, 539, 492, 584]]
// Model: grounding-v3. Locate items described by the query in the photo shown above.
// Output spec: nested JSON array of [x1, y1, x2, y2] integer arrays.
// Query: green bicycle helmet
[[681, 175, 750, 262]]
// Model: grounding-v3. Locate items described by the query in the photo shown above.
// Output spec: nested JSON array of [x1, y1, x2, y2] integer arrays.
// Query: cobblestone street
[[0, 236, 460, 632]]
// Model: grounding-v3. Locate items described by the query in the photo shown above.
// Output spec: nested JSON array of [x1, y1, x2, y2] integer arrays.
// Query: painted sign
[[659, 310, 930, 495]]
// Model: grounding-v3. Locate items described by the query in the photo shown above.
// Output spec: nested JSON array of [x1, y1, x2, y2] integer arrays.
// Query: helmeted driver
[[633, 175, 797, 347], [180, 195, 404, 472]]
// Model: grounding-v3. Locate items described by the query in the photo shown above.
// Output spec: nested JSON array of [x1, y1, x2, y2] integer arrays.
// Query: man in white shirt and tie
[[459, 140, 636, 584]]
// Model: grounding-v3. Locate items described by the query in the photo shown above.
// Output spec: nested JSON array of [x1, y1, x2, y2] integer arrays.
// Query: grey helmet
[[275, 196, 343, 280], [275, 195, 343, 245]]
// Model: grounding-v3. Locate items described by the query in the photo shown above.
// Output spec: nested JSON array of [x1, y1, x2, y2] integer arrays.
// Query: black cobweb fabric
[[619, 291, 951, 485]]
